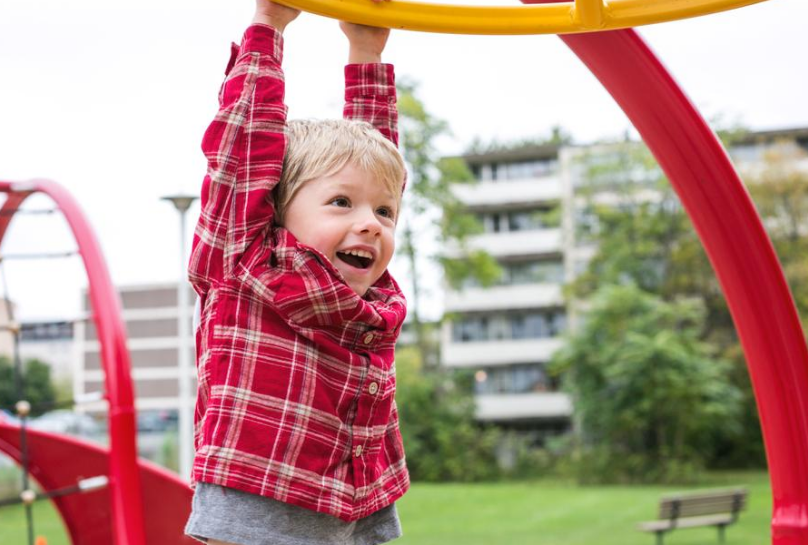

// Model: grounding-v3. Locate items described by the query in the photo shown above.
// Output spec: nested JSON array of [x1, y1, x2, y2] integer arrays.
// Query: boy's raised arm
[[341, 18, 398, 146], [189, 2, 299, 292]]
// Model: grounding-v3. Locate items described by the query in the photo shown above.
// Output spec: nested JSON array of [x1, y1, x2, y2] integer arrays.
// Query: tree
[[0, 356, 57, 417], [397, 80, 501, 366], [551, 284, 742, 484], [465, 125, 573, 155], [394, 346, 505, 482], [745, 141, 808, 329], [568, 139, 772, 467]]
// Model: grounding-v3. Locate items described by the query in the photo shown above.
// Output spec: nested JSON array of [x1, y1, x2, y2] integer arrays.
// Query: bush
[[395, 346, 504, 482], [551, 284, 742, 484]]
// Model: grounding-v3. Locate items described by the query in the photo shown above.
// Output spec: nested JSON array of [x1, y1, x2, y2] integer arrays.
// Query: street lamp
[[161, 194, 197, 480]]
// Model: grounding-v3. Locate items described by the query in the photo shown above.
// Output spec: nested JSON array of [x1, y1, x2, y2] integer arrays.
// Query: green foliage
[[745, 142, 808, 329], [0, 356, 57, 417], [440, 251, 503, 291], [159, 431, 179, 473], [569, 139, 772, 468], [551, 284, 742, 484], [396, 80, 503, 364], [397, 80, 495, 258], [395, 346, 504, 482], [465, 125, 573, 154]]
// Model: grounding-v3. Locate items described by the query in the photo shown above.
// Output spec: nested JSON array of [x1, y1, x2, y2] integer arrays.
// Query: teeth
[[342, 249, 373, 260]]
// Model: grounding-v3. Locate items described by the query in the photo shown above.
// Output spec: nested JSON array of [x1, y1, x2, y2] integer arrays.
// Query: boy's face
[[282, 162, 398, 297]]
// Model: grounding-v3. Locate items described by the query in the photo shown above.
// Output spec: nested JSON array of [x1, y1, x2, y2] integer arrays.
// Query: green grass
[[395, 471, 771, 545], [0, 501, 69, 545], [0, 472, 771, 544]]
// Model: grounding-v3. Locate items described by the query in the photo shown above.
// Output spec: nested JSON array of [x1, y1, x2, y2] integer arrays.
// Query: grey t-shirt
[[185, 482, 403, 545]]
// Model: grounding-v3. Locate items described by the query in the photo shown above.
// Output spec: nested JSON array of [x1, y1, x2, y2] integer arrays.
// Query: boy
[[184, 1, 409, 544]]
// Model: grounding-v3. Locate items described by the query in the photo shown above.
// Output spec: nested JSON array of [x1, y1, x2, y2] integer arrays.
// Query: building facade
[[442, 144, 573, 445], [443, 126, 808, 445], [76, 283, 196, 416]]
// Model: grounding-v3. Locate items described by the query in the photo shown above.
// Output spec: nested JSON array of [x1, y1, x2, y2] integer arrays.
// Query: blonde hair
[[274, 119, 406, 225]]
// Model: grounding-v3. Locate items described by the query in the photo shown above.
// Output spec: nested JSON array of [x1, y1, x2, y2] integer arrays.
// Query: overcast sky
[[1, 0, 806, 322]]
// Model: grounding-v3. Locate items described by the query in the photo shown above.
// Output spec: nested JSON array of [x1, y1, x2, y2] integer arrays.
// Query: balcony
[[452, 178, 562, 211], [475, 392, 573, 421], [445, 284, 563, 313], [442, 337, 564, 367], [445, 228, 563, 259]]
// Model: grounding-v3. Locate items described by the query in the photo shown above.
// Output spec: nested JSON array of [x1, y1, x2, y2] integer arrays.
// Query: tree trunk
[[402, 218, 430, 367]]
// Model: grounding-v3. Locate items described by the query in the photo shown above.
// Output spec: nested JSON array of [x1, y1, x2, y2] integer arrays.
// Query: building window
[[475, 159, 559, 182], [460, 259, 564, 289], [477, 207, 560, 235], [452, 310, 566, 343], [474, 363, 555, 394]]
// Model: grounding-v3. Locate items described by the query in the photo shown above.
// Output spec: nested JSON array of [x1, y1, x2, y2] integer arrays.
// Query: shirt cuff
[[345, 64, 396, 100], [226, 24, 284, 75]]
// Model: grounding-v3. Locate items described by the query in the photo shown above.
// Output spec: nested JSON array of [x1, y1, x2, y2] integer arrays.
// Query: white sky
[[1, 0, 806, 322]]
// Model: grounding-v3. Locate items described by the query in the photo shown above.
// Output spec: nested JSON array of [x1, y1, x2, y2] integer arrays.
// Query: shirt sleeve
[[343, 64, 398, 147], [189, 25, 287, 293]]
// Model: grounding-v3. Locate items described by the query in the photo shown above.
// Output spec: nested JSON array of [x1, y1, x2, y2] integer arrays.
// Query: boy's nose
[[354, 209, 382, 236]]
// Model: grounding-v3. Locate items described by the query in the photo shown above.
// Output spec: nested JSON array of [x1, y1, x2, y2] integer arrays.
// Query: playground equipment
[[281, 0, 767, 34], [3, 0, 806, 543], [0, 179, 194, 544]]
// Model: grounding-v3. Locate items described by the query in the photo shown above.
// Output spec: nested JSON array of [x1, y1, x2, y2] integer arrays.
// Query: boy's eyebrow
[[327, 180, 398, 204]]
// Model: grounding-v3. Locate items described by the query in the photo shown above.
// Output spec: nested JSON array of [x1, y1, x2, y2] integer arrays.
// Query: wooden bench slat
[[660, 498, 747, 518], [658, 489, 747, 518], [639, 514, 734, 532], [661, 494, 747, 508], [660, 488, 747, 501]]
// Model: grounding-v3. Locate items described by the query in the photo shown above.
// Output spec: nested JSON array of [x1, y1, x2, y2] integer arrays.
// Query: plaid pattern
[[188, 25, 409, 522]]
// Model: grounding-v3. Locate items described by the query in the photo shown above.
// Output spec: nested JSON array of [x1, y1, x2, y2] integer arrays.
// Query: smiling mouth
[[336, 251, 374, 270]]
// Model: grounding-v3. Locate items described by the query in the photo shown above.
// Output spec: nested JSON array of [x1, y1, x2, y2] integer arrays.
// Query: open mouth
[[336, 250, 374, 270]]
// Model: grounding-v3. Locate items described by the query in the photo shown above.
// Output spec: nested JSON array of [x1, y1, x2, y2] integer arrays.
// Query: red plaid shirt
[[188, 25, 409, 522]]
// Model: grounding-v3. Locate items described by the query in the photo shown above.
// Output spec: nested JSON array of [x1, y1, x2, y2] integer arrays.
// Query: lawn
[[0, 472, 771, 544], [396, 471, 771, 545]]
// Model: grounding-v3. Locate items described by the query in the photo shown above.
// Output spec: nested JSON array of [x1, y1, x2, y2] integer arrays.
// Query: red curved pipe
[[524, 2, 808, 541], [0, 179, 146, 545], [0, 421, 194, 544]]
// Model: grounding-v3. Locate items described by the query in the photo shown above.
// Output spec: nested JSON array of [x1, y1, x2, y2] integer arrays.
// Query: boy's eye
[[330, 197, 350, 207], [377, 207, 395, 220]]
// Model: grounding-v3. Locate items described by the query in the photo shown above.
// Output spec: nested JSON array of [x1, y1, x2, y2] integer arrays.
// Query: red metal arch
[[0, 179, 153, 545], [522, 4, 808, 541]]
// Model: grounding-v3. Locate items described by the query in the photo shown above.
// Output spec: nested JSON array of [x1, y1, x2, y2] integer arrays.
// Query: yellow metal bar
[[574, 0, 607, 29], [275, 0, 769, 35]]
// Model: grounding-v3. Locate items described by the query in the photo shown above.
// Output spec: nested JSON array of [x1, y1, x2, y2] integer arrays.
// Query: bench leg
[[656, 531, 664, 545], [718, 525, 726, 544]]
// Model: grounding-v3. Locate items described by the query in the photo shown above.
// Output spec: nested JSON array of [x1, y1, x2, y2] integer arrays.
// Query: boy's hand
[[340, 0, 391, 64], [254, 0, 300, 34]]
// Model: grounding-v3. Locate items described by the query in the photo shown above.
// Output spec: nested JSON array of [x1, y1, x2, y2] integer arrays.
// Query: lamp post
[[161, 194, 197, 480]]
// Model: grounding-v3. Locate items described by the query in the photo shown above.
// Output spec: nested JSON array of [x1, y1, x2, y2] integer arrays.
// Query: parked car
[[0, 409, 21, 425], [137, 409, 178, 433], [29, 410, 101, 437]]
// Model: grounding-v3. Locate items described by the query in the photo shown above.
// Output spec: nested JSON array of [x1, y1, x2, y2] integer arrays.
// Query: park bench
[[637, 488, 747, 545]]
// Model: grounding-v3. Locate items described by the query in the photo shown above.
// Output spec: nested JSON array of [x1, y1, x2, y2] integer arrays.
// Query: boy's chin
[[347, 280, 370, 297]]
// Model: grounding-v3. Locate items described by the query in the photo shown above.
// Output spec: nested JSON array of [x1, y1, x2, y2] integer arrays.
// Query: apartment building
[[442, 126, 808, 446], [442, 143, 573, 444], [75, 283, 196, 416]]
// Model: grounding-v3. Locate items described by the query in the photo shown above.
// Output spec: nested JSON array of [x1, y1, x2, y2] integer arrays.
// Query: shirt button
[[354, 445, 363, 457], [368, 382, 379, 395], [363, 333, 374, 345]]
